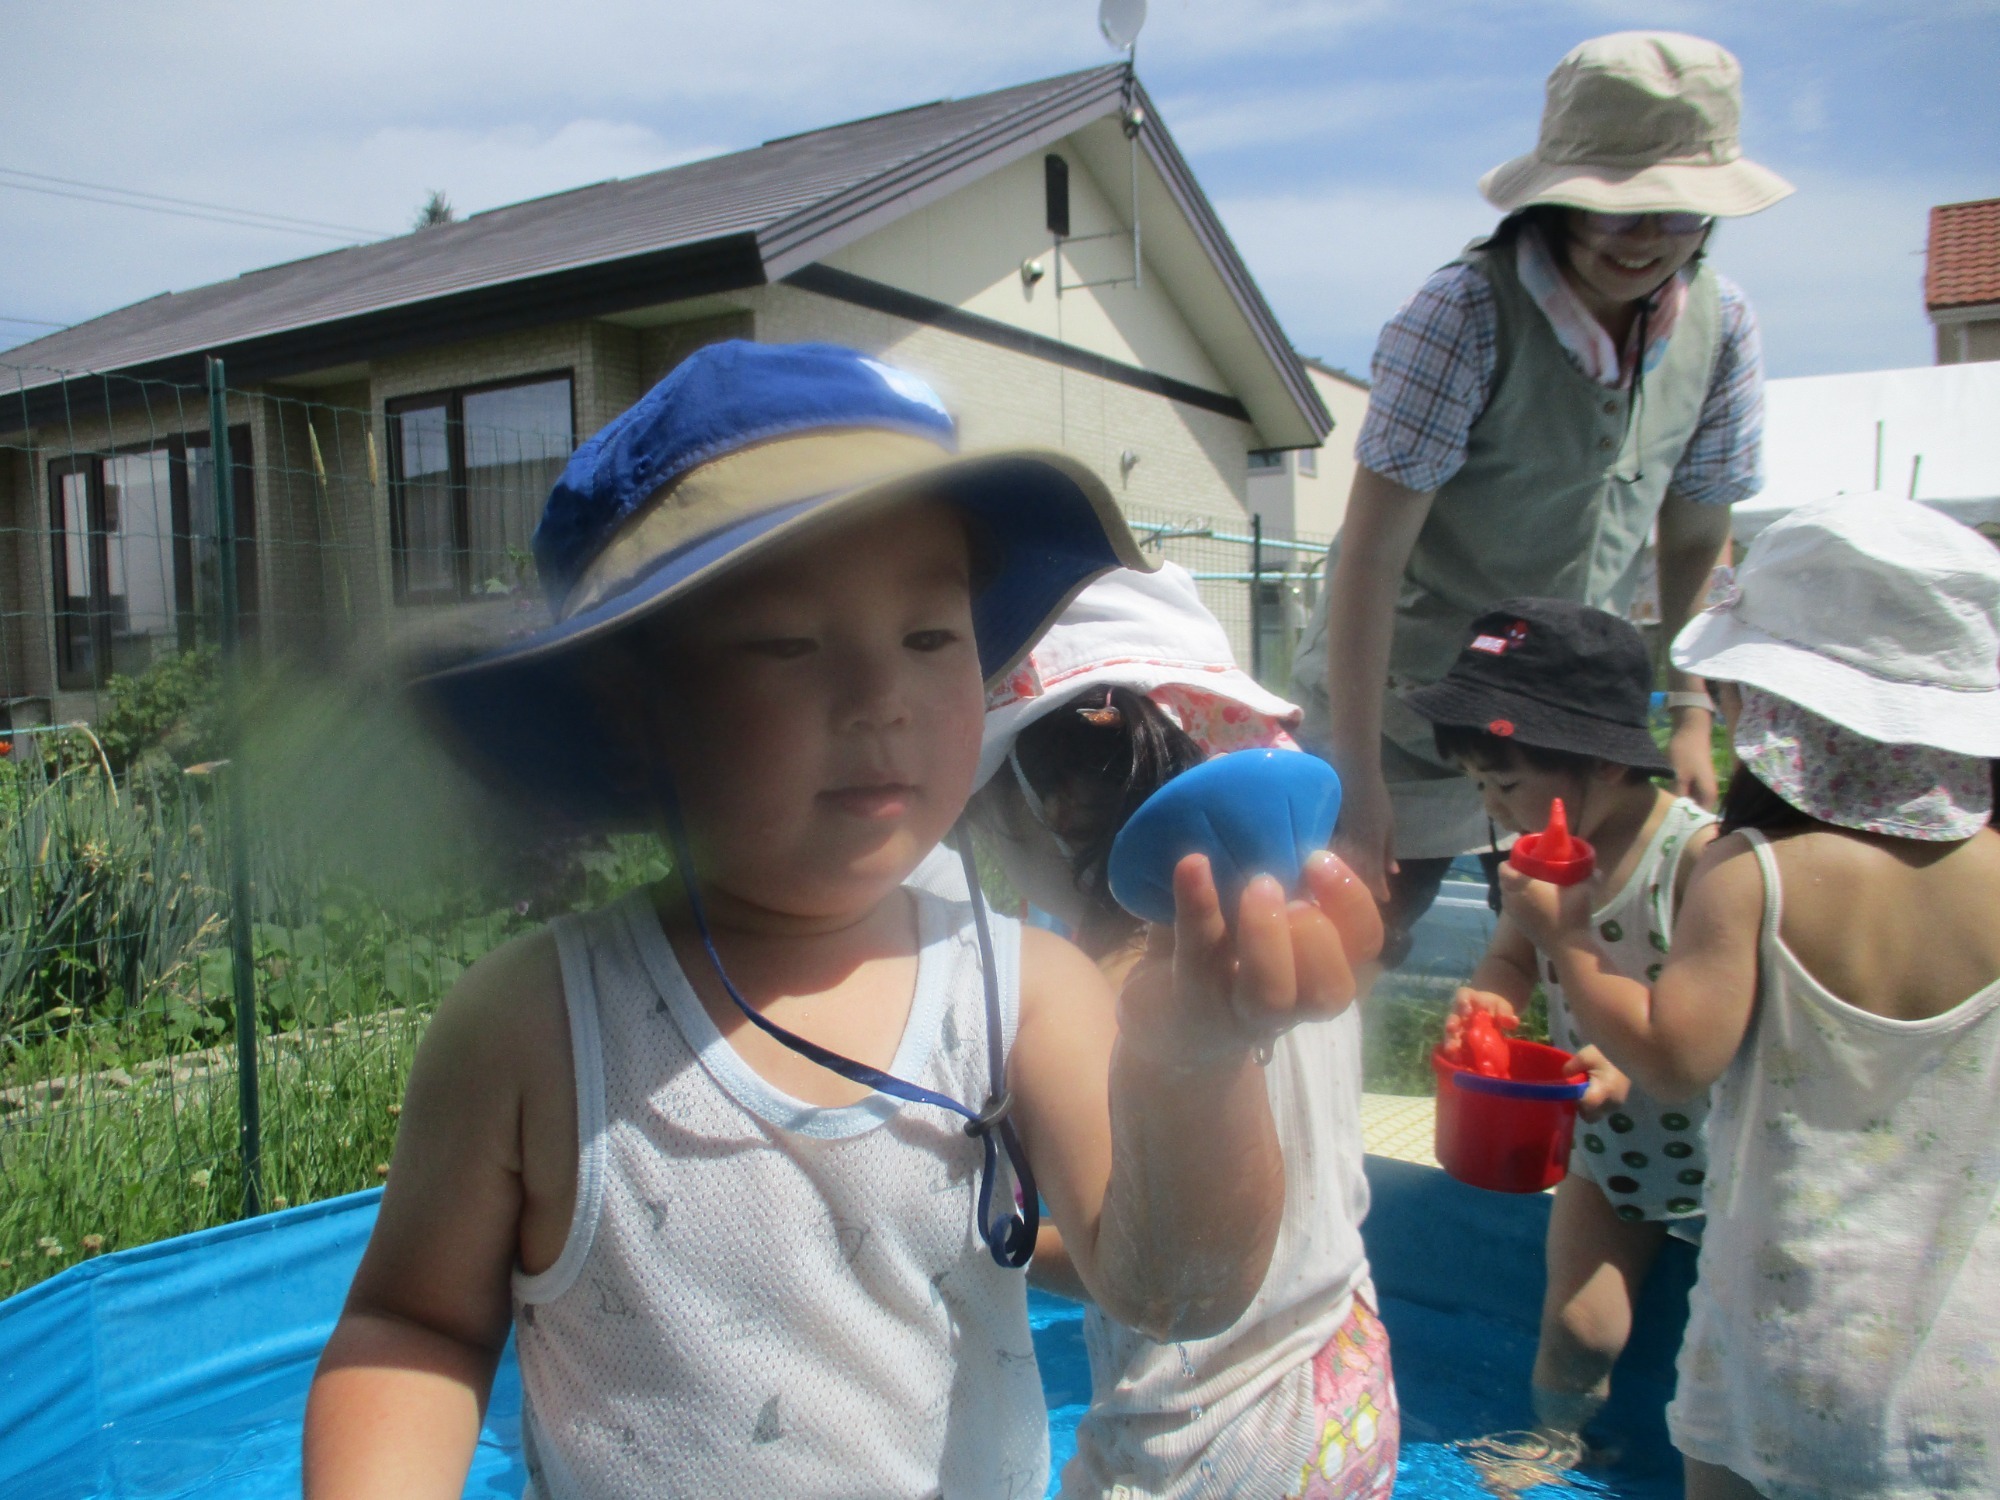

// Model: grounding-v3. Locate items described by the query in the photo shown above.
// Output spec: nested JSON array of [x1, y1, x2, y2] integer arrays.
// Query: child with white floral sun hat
[[964, 561, 1395, 1500], [1499, 493, 2000, 1499]]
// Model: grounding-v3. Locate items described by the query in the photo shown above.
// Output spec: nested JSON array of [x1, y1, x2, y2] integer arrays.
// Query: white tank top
[[1668, 831, 2000, 1497], [514, 887, 1048, 1500], [1058, 1006, 1374, 1499]]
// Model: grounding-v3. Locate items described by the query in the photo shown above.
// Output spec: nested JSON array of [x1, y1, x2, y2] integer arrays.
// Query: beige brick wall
[[250, 392, 329, 661], [746, 282, 1252, 526], [745, 281, 1257, 656], [293, 383, 392, 660], [369, 324, 587, 416], [584, 323, 644, 436], [635, 312, 755, 395]]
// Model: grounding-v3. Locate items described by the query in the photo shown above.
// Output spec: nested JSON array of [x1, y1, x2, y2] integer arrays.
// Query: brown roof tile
[[1926, 198, 2000, 311]]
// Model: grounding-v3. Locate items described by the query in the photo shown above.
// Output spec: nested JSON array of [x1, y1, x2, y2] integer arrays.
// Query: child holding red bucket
[[1502, 495, 2000, 1500], [1402, 599, 1718, 1460], [964, 560, 1394, 1500], [300, 342, 1379, 1500]]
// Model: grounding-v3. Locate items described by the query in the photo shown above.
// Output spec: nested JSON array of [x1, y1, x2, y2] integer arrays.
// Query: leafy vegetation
[[95, 647, 223, 776], [0, 723, 674, 1300], [0, 750, 222, 1068]]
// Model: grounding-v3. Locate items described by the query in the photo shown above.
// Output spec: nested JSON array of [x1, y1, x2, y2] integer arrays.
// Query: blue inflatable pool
[[0, 1158, 1692, 1497]]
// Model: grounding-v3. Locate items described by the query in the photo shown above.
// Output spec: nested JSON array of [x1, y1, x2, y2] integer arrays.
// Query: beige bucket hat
[[1481, 31, 1794, 218]]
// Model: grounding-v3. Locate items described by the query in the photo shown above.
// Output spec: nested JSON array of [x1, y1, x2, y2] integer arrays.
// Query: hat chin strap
[[655, 778, 1038, 1269]]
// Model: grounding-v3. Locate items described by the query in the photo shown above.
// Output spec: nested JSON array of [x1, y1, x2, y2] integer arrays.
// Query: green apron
[[1291, 235, 1724, 858]]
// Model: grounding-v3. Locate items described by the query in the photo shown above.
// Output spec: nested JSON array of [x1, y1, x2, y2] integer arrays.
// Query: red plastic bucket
[[1431, 1039, 1589, 1194]]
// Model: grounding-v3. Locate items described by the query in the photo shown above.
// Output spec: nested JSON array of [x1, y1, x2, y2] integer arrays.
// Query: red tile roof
[[1926, 198, 2000, 311]]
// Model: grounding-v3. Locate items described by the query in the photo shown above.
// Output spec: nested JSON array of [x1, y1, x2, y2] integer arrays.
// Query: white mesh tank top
[[513, 886, 1048, 1500], [1668, 831, 2000, 1496]]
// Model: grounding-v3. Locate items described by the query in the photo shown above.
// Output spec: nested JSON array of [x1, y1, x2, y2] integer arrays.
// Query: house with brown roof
[[1926, 196, 2000, 365], [0, 65, 1326, 732]]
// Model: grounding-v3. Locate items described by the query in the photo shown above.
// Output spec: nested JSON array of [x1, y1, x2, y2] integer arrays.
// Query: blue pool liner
[[0, 1159, 1694, 1497]]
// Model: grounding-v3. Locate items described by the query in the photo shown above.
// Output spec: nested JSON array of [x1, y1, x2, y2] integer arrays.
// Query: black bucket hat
[[1402, 598, 1672, 776]]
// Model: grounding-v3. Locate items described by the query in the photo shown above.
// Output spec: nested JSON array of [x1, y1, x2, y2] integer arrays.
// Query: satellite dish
[[1099, 0, 1146, 52]]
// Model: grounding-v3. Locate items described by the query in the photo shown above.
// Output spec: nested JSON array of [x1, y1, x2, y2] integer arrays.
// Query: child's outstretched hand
[[1496, 862, 1592, 951], [1119, 850, 1383, 1068]]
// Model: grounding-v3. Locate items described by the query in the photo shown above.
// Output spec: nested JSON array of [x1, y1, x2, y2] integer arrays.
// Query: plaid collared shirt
[[1354, 260, 1764, 505]]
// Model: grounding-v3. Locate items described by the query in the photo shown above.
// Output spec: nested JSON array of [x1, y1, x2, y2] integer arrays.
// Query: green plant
[[0, 749, 222, 1067], [1362, 979, 1549, 1097], [96, 648, 222, 775], [0, 1004, 426, 1301]]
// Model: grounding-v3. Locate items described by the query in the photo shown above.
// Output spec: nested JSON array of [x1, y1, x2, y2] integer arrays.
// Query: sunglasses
[[1579, 211, 1714, 237]]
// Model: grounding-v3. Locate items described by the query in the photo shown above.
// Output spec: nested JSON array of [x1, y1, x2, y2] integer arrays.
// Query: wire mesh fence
[[1120, 504, 1332, 697], [0, 352, 1341, 1297]]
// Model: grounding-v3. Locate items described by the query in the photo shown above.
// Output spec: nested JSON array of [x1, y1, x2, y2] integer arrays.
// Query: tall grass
[[0, 717, 672, 1300], [0, 750, 223, 1073]]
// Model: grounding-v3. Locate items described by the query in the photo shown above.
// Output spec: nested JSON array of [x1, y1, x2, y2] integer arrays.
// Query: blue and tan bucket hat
[[416, 339, 1150, 824]]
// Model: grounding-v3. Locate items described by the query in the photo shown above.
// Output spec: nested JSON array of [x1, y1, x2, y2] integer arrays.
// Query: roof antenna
[[1099, 0, 1146, 75], [1055, 0, 1146, 299]]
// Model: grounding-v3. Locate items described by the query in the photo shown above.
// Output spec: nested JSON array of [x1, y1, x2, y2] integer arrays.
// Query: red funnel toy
[[1508, 797, 1596, 886]]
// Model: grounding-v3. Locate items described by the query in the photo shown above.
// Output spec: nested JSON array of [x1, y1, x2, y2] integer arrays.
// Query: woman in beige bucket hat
[[1289, 31, 1793, 969]]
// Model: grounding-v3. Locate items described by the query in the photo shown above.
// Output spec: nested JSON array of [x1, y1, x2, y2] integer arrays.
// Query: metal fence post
[[1249, 513, 1264, 683], [207, 356, 262, 1218]]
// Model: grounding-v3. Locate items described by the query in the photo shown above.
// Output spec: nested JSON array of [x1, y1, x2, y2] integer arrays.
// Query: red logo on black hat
[[1488, 719, 1516, 736]]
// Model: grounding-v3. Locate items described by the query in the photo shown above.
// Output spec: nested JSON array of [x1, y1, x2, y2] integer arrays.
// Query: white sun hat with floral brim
[[974, 560, 1303, 790], [1480, 31, 1794, 218], [1671, 492, 2000, 757]]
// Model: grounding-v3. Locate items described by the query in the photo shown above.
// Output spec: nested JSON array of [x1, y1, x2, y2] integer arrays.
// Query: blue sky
[[2, 1, 1994, 379]]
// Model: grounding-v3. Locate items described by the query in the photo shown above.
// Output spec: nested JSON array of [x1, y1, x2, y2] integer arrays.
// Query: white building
[[1736, 361, 2000, 543], [1246, 358, 1370, 542]]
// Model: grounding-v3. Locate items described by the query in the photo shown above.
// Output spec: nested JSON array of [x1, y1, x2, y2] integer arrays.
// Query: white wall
[[1245, 363, 1369, 541], [1759, 362, 2000, 511]]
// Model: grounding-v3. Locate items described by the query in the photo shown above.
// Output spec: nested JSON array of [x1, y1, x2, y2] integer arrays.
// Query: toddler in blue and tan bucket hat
[[302, 341, 1380, 1498]]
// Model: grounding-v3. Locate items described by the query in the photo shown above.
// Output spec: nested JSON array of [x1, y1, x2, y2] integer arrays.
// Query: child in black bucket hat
[[1404, 597, 1718, 1464]]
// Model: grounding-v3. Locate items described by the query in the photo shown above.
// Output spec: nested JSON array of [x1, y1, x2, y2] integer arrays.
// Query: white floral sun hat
[[975, 560, 1301, 790], [1672, 492, 2000, 757]]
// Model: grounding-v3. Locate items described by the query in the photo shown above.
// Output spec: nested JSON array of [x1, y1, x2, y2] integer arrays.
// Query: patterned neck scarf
[[1516, 223, 1690, 390], [1734, 687, 1992, 841]]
